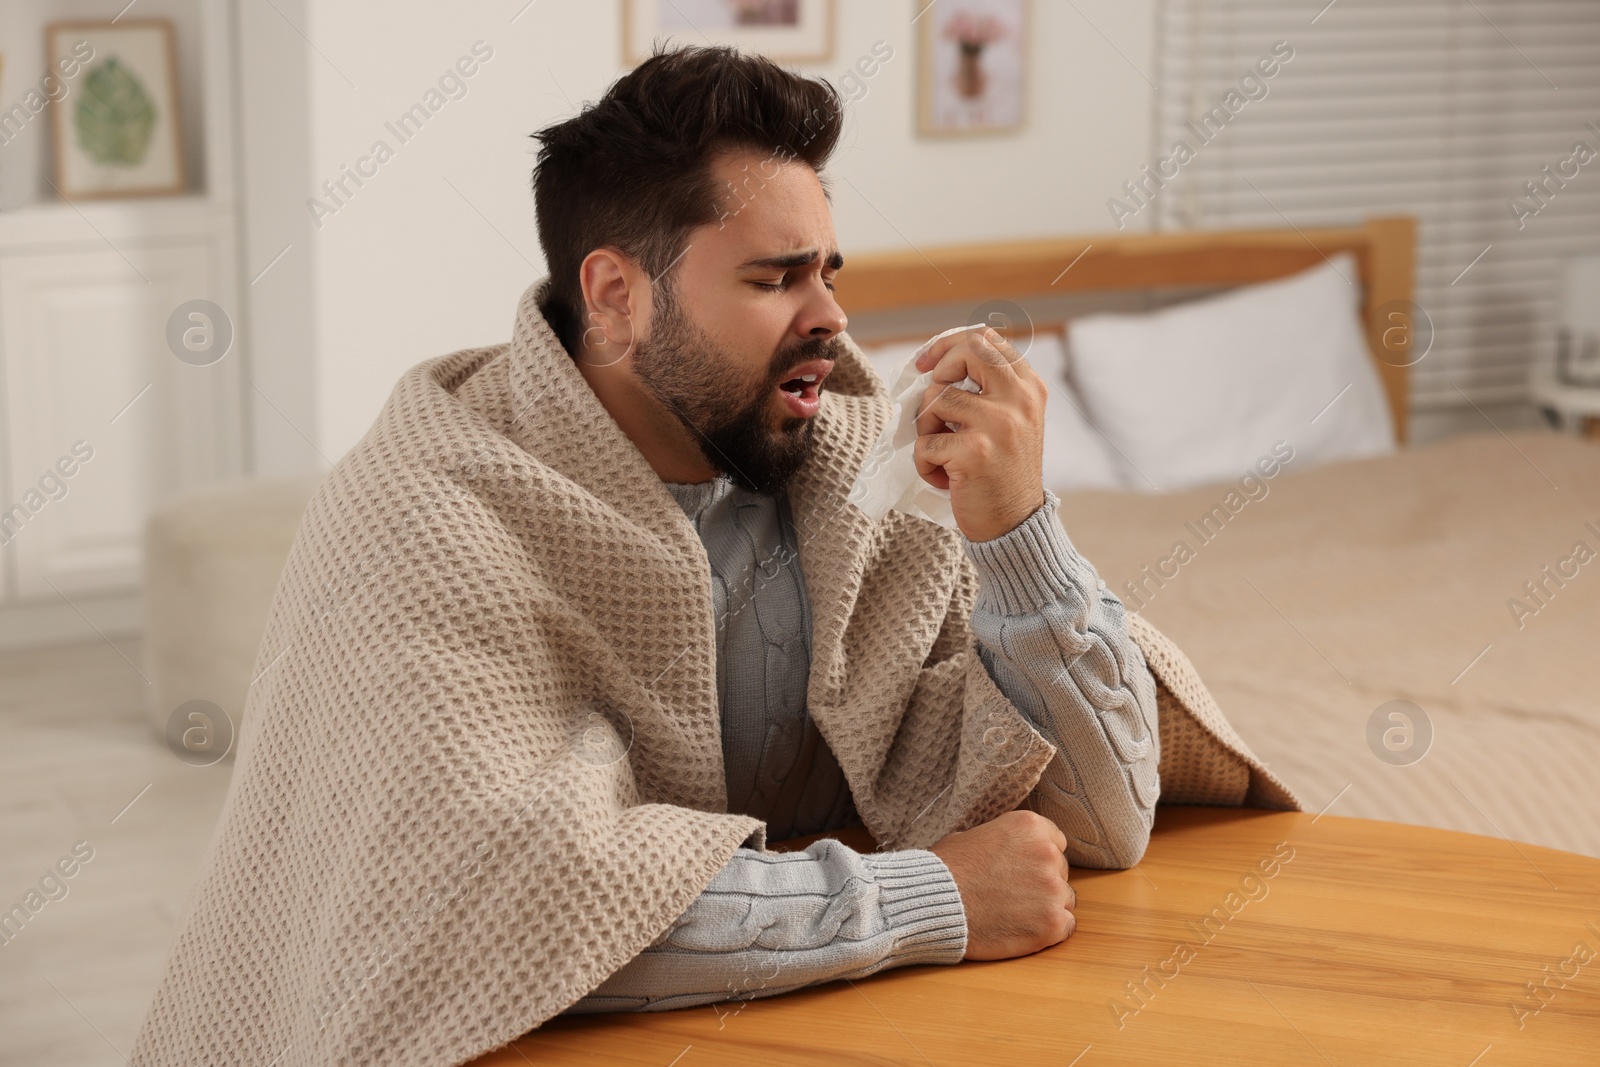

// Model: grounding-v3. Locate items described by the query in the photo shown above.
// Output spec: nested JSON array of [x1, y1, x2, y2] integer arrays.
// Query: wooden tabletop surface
[[473, 807, 1600, 1066]]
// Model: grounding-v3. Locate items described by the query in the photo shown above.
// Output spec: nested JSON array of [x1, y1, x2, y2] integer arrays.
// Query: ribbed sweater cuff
[[965, 490, 1089, 616], [858, 849, 968, 967]]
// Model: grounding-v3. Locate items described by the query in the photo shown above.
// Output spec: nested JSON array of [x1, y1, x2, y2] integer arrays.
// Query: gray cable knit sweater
[[561, 480, 1159, 1014]]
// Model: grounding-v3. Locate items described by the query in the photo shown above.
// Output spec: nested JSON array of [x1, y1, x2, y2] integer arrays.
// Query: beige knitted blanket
[[132, 278, 1297, 1067]]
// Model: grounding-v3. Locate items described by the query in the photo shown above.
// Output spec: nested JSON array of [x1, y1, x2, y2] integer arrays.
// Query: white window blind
[[1150, 0, 1600, 409]]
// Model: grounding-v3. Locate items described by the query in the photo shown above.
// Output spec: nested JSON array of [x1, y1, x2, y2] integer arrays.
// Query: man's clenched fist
[[928, 809, 1078, 961]]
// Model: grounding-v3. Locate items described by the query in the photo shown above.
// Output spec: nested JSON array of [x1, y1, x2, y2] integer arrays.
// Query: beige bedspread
[[1057, 429, 1600, 859]]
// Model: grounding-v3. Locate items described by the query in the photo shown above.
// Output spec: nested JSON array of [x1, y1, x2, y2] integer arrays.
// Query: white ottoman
[[142, 473, 325, 753]]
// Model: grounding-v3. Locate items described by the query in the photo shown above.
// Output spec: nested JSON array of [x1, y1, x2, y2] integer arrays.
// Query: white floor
[[0, 637, 233, 1067]]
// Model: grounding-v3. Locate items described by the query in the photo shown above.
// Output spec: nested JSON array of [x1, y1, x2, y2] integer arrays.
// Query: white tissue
[[848, 324, 989, 530]]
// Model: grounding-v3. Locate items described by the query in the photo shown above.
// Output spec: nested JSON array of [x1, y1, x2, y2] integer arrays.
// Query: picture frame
[[45, 19, 185, 200], [622, 0, 835, 67], [917, 0, 1028, 137]]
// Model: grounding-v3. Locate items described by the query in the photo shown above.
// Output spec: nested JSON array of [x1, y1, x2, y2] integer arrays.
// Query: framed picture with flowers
[[46, 19, 185, 200], [622, 0, 835, 66], [917, 0, 1028, 136]]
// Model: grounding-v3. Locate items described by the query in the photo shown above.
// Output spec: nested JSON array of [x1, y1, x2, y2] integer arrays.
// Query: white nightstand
[[1531, 373, 1600, 441]]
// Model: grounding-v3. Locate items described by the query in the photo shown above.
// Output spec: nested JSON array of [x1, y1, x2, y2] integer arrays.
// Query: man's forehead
[[707, 152, 838, 263]]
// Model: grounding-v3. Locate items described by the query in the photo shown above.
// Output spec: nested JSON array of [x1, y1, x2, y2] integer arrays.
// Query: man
[[538, 44, 1159, 1011], [132, 44, 1291, 1067]]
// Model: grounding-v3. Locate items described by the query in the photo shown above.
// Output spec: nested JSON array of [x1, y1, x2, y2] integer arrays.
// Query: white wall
[[234, 0, 319, 477], [238, 0, 1157, 469]]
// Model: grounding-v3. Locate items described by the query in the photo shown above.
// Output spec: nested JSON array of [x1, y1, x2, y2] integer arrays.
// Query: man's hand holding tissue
[[912, 326, 1048, 542]]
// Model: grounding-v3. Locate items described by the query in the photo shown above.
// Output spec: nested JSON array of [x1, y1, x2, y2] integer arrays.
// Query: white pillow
[[1064, 253, 1395, 492], [856, 331, 1124, 493]]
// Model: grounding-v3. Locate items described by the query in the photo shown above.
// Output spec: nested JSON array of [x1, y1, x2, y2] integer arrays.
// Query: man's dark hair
[[530, 44, 845, 356]]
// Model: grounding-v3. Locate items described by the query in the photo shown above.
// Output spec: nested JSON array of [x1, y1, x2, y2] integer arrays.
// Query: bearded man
[[132, 43, 1292, 1067]]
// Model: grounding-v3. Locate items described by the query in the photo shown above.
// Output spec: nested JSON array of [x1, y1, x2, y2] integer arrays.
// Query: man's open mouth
[[778, 372, 822, 398], [774, 359, 833, 418]]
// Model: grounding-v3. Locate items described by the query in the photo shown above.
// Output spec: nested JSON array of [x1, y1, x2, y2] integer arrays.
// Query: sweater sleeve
[[963, 489, 1161, 869], [558, 837, 967, 1014]]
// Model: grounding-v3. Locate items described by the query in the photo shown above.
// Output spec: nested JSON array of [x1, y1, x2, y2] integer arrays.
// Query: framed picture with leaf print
[[45, 20, 186, 200]]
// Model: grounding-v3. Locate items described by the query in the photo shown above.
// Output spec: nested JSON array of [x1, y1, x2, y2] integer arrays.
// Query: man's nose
[[800, 282, 847, 339]]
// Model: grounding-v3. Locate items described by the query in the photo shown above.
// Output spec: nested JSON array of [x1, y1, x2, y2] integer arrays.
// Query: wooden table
[[474, 807, 1600, 1065]]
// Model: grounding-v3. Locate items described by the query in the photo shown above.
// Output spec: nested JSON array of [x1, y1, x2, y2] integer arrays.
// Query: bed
[[835, 218, 1600, 860]]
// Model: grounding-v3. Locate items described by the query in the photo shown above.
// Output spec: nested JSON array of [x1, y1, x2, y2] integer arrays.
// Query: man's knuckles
[[1003, 807, 1060, 838]]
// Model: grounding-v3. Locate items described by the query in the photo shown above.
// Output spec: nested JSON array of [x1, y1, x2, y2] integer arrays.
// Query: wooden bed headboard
[[832, 216, 1418, 443]]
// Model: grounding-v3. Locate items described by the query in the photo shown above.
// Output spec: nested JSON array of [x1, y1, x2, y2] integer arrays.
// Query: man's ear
[[576, 248, 647, 367]]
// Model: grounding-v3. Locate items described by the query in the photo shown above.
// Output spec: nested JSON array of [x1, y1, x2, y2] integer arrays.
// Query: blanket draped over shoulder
[[131, 278, 1297, 1067]]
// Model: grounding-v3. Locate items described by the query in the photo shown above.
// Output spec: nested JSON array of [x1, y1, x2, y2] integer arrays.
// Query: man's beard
[[631, 283, 839, 496]]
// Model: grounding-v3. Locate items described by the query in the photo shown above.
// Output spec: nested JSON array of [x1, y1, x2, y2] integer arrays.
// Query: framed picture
[[46, 19, 185, 200], [622, 0, 835, 66], [917, 0, 1028, 137]]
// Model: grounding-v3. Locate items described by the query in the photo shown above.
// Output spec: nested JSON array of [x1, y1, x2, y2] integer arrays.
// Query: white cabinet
[[1, 236, 240, 598], [0, 0, 249, 645], [0, 198, 244, 616]]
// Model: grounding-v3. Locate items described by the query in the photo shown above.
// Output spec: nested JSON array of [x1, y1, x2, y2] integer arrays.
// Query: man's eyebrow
[[737, 248, 845, 271]]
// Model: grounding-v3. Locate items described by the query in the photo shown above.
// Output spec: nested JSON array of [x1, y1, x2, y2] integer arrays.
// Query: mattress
[[1056, 429, 1600, 859]]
